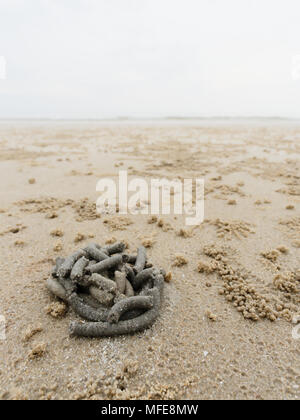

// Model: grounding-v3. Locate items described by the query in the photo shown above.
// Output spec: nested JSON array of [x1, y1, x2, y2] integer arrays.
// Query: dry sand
[[0, 120, 299, 400]]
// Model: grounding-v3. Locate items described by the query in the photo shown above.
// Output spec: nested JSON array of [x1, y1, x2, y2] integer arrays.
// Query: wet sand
[[0, 120, 299, 400]]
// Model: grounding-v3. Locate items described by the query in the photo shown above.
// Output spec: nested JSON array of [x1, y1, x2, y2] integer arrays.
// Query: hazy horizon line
[[1, 116, 300, 122]]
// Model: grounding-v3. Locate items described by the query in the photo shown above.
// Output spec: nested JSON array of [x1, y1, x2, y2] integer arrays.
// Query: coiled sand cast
[[47, 243, 166, 338]]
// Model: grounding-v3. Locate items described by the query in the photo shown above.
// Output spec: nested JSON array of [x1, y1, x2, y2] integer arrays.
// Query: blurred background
[[0, 0, 299, 119]]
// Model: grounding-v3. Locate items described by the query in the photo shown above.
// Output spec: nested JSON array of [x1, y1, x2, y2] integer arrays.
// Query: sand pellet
[[107, 295, 154, 324], [70, 256, 89, 281], [125, 279, 135, 297], [103, 241, 126, 255], [46, 277, 67, 301], [114, 270, 126, 294], [131, 268, 155, 290], [58, 249, 86, 278], [87, 254, 123, 274], [69, 287, 161, 337], [84, 244, 109, 262], [68, 293, 108, 322], [133, 246, 147, 273]]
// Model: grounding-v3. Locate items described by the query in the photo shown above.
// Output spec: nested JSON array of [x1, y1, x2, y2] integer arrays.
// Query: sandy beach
[[0, 120, 299, 400]]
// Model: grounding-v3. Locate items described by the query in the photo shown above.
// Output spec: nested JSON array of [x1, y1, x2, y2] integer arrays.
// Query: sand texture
[[0, 120, 299, 400]]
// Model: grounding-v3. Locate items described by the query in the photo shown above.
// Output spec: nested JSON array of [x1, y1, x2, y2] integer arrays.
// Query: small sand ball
[[164, 271, 172, 283], [277, 246, 289, 254], [273, 273, 297, 293], [173, 255, 188, 267], [177, 228, 193, 238], [121, 360, 139, 377], [227, 199, 237, 205], [46, 302, 67, 318], [141, 237, 155, 248], [14, 240, 25, 247], [105, 236, 117, 244], [46, 212, 58, 219], [261, 250, 280, 263], [286, 205, 295, 210], [53, 241, 63, 252], [28, 178, 36, 185], [197, 260, 217, 274], [50, 229, 64, 238], [74, 233, 86, 243], [23, 325, 43, 342], [295, 270, 300, 281], [28, 342, 47, 360], [10, 227, 20, 234], [206, 311, 217, 322], [148, 216, 158, 224], [157, 218, 164, 227], [157, 218, 172, 232]]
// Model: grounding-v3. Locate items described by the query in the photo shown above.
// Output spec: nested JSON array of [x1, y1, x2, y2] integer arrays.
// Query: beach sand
[[0, 120, 299, 400]]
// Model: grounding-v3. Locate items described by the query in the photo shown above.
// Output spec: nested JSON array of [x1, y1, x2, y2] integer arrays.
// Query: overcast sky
[[0, 0, 299, 119]]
